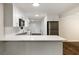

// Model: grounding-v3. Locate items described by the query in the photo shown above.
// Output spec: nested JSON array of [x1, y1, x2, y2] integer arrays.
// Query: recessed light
[[32, 3, 40, 7], [35, 14, 39, 17]]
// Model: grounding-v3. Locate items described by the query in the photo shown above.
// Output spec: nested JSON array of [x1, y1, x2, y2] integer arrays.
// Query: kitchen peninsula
[[0, 35, 65, 55]]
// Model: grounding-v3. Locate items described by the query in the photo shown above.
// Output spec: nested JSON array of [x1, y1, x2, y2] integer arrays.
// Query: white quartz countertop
[[0, 34, 66, 41]]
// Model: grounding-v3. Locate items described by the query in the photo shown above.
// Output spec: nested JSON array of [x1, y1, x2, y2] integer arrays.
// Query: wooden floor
[[63, 42, 79, 55]]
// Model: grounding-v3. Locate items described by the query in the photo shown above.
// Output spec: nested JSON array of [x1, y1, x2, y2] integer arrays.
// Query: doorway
[[47, 21, 59, 35]]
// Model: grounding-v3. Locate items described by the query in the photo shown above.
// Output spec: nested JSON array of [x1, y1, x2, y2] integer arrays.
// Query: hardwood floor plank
[[63, 42, 79, 55]]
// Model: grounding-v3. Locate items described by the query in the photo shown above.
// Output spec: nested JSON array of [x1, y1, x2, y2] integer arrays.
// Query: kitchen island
[[0, 35, 65, 55]]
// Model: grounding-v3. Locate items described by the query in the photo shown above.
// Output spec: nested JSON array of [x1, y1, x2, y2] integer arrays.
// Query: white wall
[[4, 3, 13, 27], [59, 7, 79, 41], [13, 4, 30, 34], [41, 16, 47, 35], [43, 16, 48, 35], [13, 4, 29, 27], [47, 15, 59, 21], [0, 3, 4, 40], [13, 4, 23, 27], [4, 3, 14, 35]]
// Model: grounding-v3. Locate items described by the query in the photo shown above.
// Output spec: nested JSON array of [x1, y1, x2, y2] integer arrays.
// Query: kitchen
[[0, 3, 79, 55]]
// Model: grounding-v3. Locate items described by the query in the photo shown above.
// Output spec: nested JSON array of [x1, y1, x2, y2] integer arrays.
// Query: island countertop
[[0, 34, 66, 41]]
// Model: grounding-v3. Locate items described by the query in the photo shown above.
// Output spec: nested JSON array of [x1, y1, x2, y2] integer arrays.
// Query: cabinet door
[[47, 21, 59, 35]]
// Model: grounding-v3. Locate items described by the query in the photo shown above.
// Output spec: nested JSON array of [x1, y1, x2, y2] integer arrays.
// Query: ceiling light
[[35, 14, 39, 17], [32, 3, 40, 7]]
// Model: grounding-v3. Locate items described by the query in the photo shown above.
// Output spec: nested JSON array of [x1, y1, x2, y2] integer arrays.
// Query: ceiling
[[14, 3, 79, 20]]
